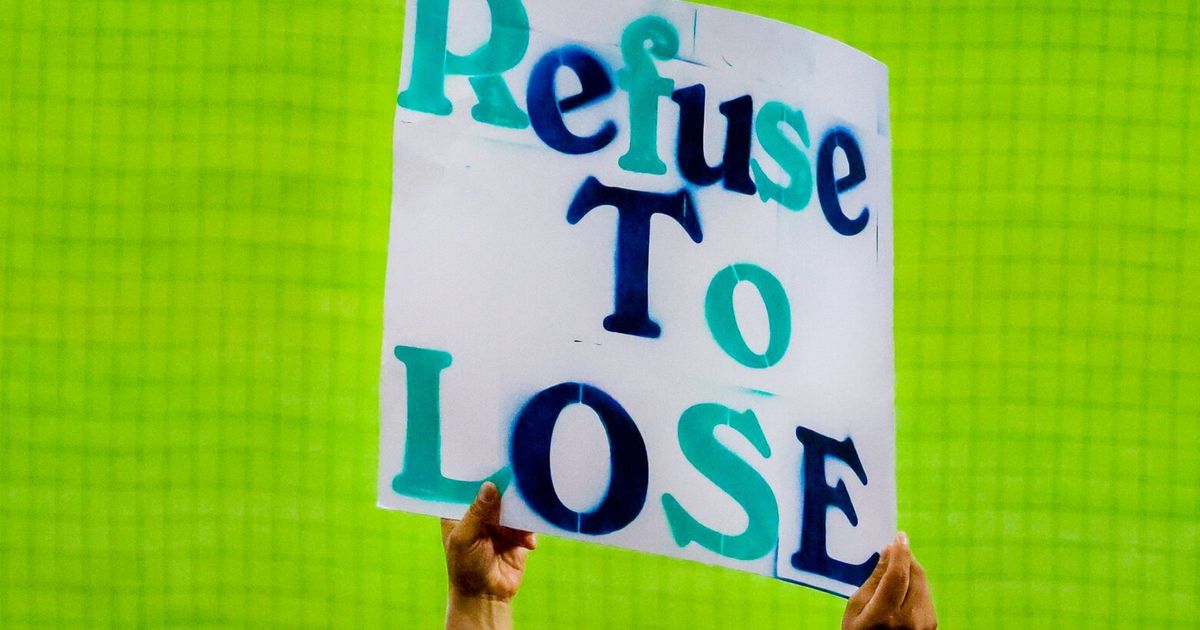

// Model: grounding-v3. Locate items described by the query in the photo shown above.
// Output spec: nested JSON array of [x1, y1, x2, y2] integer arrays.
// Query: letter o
[[704, 264, 792, 368], [510, 383, 649, 535]]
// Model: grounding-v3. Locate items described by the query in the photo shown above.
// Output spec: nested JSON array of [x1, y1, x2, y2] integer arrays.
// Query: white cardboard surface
[[379, 0, 893, 597]]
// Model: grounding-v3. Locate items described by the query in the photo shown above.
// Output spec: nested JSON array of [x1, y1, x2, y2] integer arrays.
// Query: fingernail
[[896, 531, 909, 548], [479, 481, 498, 501]]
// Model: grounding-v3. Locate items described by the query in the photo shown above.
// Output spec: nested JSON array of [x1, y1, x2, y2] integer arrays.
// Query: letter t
[[566, 177, 703, 338]]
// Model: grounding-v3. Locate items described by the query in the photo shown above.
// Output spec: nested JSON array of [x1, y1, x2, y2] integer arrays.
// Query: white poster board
[[378, 0, 893, 597]]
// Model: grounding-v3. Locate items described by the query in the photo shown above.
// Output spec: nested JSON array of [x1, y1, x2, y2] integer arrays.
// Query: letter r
[[398, 0, 531, 129]]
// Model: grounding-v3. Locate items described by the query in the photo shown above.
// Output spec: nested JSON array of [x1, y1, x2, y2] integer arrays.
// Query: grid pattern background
[[1, 0, 1197, 627]]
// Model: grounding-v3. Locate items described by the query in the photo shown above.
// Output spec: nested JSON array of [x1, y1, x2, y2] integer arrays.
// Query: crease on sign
[[692, 9, 697, 57]]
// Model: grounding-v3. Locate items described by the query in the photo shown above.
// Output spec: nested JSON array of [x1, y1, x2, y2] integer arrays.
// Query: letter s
[[662, 403, 778, 560]]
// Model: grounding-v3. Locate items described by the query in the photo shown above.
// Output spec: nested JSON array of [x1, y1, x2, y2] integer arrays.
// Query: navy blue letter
[[527, 46, 617, 154], [567, 177, 703, 338], [790, 425, 879, 586], [816, 129, 869, 236], [510, 383, 649, 535], [671, 85, 756, 195]]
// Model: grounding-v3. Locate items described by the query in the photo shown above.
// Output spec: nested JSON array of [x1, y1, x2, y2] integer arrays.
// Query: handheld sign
[[378, 0, 894, 597]]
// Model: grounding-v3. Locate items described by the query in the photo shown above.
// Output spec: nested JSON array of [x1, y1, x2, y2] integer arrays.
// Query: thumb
[[457, 482, 501, 540]]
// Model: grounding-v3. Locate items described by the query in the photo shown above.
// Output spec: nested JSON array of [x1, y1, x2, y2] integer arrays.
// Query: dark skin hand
[[441, 482, 536, 630], [842, 533, 938, 630]]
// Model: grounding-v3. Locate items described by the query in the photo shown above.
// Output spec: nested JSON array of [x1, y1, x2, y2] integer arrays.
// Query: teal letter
[[750, 102, 813, 210], [616, 16, 679, 175], [662, 404, 779, 560], [391, 345, 511, 502], [397, 0, 531, 128], [705, 264, 792, 369]]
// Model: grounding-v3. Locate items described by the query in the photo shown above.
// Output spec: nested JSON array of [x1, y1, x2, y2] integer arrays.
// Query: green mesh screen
[[1, 0, 1196, 627]]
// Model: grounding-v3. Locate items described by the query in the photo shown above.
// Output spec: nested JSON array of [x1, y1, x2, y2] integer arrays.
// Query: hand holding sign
[[442, 482, 537, 630], [434, 516, 938, 629], [841, 533, 938, 630]]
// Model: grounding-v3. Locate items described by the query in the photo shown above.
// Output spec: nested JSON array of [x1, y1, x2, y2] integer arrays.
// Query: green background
[[2, 0, 1197, 627]]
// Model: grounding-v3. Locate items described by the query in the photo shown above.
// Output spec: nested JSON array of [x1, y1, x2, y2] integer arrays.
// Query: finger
[[859, 543, 891, 595], [495, 526, 538, 551], [847, 543, 890, 612], [457, 482, 502, 541], [501, 545, 531, 572], [440, 518, 458, 548], [862, 532, 911, 619], [902, 557, 932, 615]]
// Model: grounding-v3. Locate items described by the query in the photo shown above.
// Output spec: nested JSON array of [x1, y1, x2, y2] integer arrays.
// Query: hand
[[441, 482, 537, 630], [842, 532, 937, 630]]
